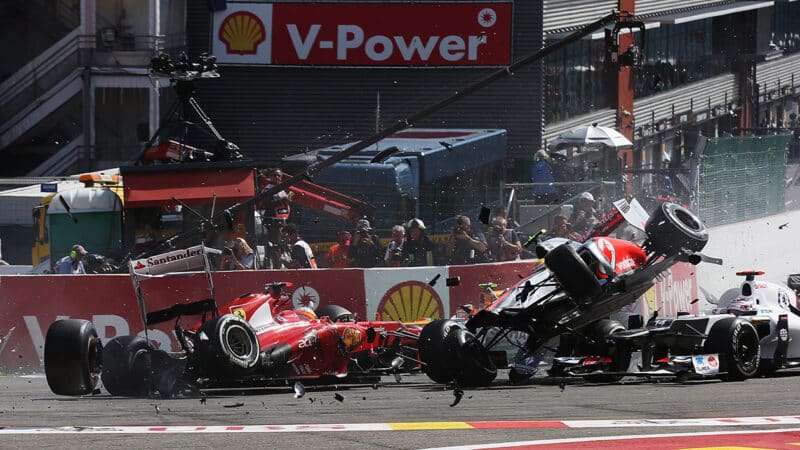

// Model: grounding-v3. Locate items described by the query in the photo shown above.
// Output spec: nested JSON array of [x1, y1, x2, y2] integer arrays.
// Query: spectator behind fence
[[448, 215, 490, 265], [56, 244, 88, 274], [570, 191, 599, 236], [325, 230, 352, 268], [219, 237, 257, 270], [350, 219, 383, 268], [384, 225, 405, 267], [486, 217, 522, 261], [280, 223, 317, 269], [531, 149, 557, 204], [493, 206, 520, 230], [548, 214, 572, 239], [401, 218, 434, 266]]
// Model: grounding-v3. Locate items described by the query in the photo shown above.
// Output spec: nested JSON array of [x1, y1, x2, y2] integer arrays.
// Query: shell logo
[[219, 11, 266, 55], [377, 281, 443, 322]]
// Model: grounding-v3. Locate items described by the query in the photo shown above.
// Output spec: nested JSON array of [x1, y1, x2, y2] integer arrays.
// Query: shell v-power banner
[[211, 2, 512, 66]]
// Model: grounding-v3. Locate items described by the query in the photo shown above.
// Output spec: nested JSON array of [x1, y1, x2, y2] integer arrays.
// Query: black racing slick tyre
[[582, 319, 631, 382], [196, 314, 260, 377], [447, 327, 497, 387], [548, 320, 630, 382], [645, 202, 708, 256], [418, 319, 458, 383], [704, 317, 760, 381], [544, 243, 601, 301], [44, 319, 102, 396], [418, 320, 496, 387], [101, 335, 152, 397], [316, 304, 356, 322]]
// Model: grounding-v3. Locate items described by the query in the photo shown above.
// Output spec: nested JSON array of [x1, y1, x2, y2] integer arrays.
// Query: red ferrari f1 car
[[43, 254, 421, 397], [418, 200, 717, 387]]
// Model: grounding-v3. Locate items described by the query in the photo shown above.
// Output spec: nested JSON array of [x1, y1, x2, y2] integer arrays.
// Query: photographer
[[349, 219, 383, 268], [485, 217, 522, 262], [448, 215, 490, 265], [219, 237, 256, 270], [400, 218, 434, 266], [384, 225, 405, 267]]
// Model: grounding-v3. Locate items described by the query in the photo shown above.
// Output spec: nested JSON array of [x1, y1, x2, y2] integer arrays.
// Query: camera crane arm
[[135, 10, 629, 260]]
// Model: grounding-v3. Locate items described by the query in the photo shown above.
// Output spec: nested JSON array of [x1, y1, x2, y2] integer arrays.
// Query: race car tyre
[[548, 320, 630, 381], [645, 202, 708, 256], [101, 335, 152, 397], [704, 317, 760, 381], [418, 319, 458, 383], [316, 304, 356, 322], [447, 327, 497, 387], [196, 314, 260, 377], [544, 243, 601, 302], [44, 319, 102, 396], [582, 319, 631, 383]]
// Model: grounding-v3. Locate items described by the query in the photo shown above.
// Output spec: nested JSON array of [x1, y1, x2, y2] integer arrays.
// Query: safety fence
[[696, 133, 793, 227]]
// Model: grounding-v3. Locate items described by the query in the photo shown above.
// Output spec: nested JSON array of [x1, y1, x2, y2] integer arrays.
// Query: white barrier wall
[[696, 209, 800, 300]]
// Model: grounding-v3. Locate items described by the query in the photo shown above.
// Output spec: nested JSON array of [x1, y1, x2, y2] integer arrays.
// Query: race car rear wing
[[129, 244, 220, 338]]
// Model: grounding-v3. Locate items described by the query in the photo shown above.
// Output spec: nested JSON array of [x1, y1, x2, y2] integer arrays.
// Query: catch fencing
[[696, 134, 793, 227]]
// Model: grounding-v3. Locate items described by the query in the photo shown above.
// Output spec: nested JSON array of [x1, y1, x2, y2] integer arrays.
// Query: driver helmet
[[295, 307, 317, 321]]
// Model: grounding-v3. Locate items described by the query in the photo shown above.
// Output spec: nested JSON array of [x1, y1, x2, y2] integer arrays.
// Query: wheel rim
[[673, 207, 702, 231], [87, 337, 102, 378], [736, 327, 760, 372], [225, 324, 254, 360]]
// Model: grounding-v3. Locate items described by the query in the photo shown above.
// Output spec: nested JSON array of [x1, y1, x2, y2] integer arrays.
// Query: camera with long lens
[[391, 248, 403, 261], [223, 246, 234, 255], [150, 52, 219, 81]]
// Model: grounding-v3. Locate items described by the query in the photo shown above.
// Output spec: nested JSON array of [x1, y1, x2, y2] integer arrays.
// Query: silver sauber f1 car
[[576, 270, 798, 382]]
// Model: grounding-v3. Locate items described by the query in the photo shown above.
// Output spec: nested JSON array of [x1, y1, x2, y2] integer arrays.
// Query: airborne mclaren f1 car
[[43, 252, 421, 397], [417, 200, 719, 387]]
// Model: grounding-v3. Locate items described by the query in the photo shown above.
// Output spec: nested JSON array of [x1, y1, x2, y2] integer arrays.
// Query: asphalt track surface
[[3, 369, 800, 449]]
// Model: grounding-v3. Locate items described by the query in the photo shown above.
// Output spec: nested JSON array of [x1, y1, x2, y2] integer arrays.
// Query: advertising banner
[[0, 259, 693, 371], [212, 2, 513, 66]]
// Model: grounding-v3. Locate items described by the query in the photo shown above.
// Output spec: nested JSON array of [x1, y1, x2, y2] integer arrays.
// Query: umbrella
[[548, 124, 633, 149]]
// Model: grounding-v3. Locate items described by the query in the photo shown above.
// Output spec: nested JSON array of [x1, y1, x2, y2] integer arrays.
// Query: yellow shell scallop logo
[[219, 11, 266, 55], [378, 281, 443, 322]]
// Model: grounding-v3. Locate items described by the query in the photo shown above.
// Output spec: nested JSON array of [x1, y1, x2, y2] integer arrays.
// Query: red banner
[[0, 260, 696, 371], [212, 2, 513, 66]]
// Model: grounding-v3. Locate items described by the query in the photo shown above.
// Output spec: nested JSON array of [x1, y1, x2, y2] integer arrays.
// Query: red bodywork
[[484, 207, 648, 312], [194, 289, 420, 380], [586, 237, 648, 280]]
